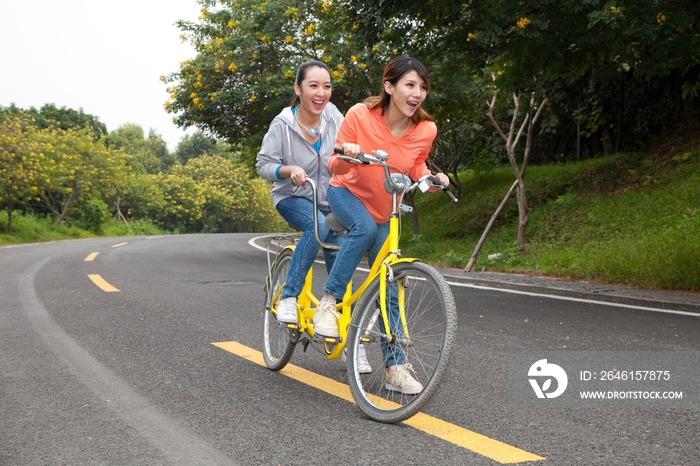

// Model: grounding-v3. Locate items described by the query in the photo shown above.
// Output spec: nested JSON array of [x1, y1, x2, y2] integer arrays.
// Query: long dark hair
[[364, 56, 434, 125], [289, 60, 331, 107]]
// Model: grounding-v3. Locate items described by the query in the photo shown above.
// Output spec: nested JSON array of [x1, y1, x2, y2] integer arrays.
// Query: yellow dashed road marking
[[111, 242, 128, 248], [88, 274, 120, 292], [84, 252, 99, 262], [212, 340, 544, 464]]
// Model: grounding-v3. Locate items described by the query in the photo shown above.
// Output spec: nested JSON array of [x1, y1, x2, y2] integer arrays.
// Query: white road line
[[249, 235, 700, 317], [445, 281, 700, 317]]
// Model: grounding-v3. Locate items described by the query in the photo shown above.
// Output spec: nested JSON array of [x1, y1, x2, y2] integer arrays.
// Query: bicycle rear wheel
[[346, 261, 457, 423], [262, 249, 296, 371]]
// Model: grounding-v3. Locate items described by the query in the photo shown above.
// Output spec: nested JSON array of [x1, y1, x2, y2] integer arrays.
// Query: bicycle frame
[[267, 149, 455, 360], [262, 148, 458, 422]]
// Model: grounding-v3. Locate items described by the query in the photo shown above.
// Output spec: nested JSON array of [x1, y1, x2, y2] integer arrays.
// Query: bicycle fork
[[372, 261, 412, 348]]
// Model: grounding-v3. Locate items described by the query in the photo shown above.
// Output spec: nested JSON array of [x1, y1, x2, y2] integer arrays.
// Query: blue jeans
[[380, 283, 404, 367], [276, 196, 344, 299], [324, 186, 390, 299], [325, 186, 402, 367]]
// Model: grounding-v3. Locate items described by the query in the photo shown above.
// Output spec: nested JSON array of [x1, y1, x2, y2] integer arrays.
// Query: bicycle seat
[[324, 213, 348, 234]]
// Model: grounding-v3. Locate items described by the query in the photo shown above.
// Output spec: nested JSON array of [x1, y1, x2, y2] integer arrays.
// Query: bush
[[0, 209, 93, 245], [73, 198, 109, 233], [102, 218, 166, 237]]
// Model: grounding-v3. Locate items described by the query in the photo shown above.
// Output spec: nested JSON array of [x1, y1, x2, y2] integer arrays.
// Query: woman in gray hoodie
[[256, 60, 344, 325]]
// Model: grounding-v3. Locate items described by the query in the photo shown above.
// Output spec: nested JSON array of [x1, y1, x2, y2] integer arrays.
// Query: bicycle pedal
[[276, 321, 299, 330], [313, 334, 341, 344]]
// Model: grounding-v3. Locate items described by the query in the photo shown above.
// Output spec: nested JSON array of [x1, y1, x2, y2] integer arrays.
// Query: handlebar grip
[[334, 146, 368, 164]]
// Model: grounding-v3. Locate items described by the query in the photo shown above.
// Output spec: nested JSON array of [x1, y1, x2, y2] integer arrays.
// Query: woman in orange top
[[313, 56, 450, 394]]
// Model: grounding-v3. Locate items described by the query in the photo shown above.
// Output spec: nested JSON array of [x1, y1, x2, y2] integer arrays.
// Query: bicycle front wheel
[[262, 248, 296, 371], [346, 261, 457, 423]]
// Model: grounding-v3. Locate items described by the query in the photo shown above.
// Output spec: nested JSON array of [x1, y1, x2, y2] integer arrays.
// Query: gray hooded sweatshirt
[[256, 102, 344, 210]]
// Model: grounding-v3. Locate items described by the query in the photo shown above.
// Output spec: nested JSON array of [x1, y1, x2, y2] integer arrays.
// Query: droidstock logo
[[528, 359, 568, 399]]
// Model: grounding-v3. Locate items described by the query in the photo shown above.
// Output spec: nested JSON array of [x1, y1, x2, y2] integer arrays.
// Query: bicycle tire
[[262, 249, 296, 371], [346, 261, 457, 423]]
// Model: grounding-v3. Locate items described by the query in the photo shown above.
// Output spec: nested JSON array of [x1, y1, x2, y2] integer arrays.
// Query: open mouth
[[407, 101, 419, 110], [312, 99, 325, 110]]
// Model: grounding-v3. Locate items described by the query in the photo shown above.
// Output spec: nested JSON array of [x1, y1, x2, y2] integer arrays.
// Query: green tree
[[163, 0, 389, 168], [152, 171, 206, 232], [4, 103, 109, 139], [106, 124, 176, 173], [338, 0, 700, 160], [36, 126, 127, 226], [175, 131, 228, 164], [0, 114, 45, 233], [117, 172, 166, 223], [0, 112, 134, 232], [175, 155, 285, 232]]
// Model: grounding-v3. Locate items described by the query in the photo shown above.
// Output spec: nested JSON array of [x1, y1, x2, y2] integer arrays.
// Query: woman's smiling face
[[384, 70, 428, 119], [295, 66, 332, 118]]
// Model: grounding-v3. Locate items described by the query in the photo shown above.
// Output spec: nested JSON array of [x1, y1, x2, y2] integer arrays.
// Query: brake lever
[[419, 175, 458, 202], [334, 146, 369, 164]]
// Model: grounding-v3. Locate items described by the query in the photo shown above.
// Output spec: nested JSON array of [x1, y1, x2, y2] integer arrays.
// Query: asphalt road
[[1, 233, 698, 465]]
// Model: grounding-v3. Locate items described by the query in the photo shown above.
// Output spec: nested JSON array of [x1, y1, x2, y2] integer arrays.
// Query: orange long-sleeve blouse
[[328, 103, 437, 223]]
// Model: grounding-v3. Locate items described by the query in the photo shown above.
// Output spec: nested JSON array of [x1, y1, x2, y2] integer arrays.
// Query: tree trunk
[[615, 79, 625, 153], [590, 131, 602, 157], [6, 201, 14, 233], [465, 180, 518, 272], [113, 186, 129, 225], [576, 119, 581, 162], [481, 88, 548, 260], [515, 183, 530, 252], [55, 186, 78, 226]]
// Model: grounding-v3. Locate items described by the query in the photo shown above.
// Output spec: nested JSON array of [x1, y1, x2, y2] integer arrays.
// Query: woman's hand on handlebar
[[435, 172, 450, 187], [418, 173, 457, 201], [288, 165, 308, 187], [338, 142, 361, 160]]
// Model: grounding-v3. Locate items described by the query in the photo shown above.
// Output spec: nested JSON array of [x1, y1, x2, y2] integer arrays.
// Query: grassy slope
[[0, 215, 164, 245], [402, 140, 700, 292]]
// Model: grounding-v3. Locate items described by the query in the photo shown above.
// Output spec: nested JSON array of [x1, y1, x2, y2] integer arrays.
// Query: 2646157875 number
[[598, 370, 671, 381]]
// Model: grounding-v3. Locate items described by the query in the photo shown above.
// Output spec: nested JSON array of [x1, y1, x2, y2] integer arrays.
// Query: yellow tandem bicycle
[[262, 147, 458, 423]]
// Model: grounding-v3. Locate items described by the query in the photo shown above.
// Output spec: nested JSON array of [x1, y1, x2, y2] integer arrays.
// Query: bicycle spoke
[[262, 249, 296, 370], [346, 262, 457, 423]]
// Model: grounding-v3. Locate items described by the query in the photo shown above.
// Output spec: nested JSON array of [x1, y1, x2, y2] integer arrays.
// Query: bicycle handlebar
[[333, 146, 377, 165], [303, 146, 457, 249], [419, 175, 459, 202], [333, 146, 458, 202]]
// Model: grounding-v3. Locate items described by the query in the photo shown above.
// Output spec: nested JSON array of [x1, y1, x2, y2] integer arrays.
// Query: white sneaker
[[276, 297, 297, 324], [385, 364, 423, 395], [342, 344, 372, 374], [313, 302, 339, 337]]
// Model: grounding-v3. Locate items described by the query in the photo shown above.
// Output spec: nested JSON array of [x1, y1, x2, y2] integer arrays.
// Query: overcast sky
[[0, 0, 202, 151]]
